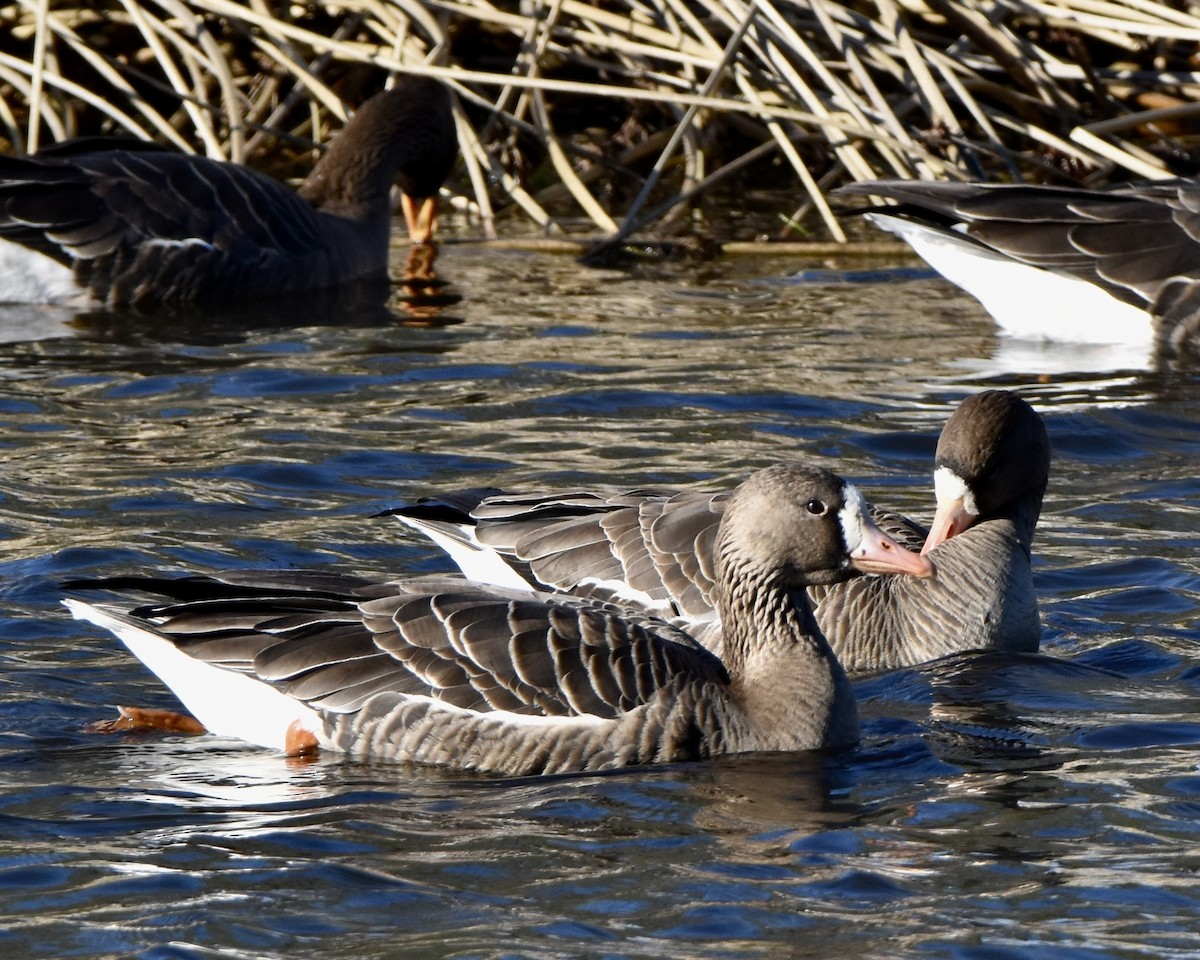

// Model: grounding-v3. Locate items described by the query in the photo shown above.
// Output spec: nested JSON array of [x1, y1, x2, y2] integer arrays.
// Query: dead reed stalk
[[1, 0, 1197, 246]]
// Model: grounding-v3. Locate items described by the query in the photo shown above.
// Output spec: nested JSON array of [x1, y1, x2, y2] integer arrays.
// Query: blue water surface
[[0, 244, 1198, 959]]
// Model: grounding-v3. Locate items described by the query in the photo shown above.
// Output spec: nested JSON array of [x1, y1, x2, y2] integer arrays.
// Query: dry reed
[[1, 0, 1198, 248]]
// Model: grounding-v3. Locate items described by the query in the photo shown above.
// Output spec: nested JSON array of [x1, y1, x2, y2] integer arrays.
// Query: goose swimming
[[390, 391, 1049, 671], [837, 178, 1200, 356], [65, 464, 933, 776], [0, 75, 456, 308]]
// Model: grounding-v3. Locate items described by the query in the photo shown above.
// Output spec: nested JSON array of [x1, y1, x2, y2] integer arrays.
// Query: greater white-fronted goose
[[837, 179, 1200, 355], [64, 464, 933, 775], [0, 75, 455, 308], [390, 391, 1049, 672]]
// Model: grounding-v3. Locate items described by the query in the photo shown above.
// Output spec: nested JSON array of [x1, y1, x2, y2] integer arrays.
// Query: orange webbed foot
[[86, 705, 207, 736]]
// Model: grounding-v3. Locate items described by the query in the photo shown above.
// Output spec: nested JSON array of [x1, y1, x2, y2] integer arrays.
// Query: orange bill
[[850, 516, 936, 579]]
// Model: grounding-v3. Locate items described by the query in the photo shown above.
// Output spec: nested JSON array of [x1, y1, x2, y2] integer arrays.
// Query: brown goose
[[0, 75, 455, 308], [64, 464, 933, 776], [837, 179, 1200, 356], [807, 390, 1049, 670], [390, 391, 1049, 672]]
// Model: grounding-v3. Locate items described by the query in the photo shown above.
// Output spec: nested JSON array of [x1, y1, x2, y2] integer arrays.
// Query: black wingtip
[[375, 487, 504, 521]]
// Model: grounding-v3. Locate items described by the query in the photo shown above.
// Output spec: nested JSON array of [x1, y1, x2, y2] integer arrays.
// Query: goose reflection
[[392, 243, 464, 327], [0, 246, 463, 346]]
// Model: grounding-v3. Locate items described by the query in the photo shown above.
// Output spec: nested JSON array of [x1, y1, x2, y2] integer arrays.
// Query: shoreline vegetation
[[2, 0, 1198, 253]]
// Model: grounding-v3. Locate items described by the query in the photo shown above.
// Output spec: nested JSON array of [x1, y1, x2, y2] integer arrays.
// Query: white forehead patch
[[838, 482, 868, 555], [933, 465, 978, 516]]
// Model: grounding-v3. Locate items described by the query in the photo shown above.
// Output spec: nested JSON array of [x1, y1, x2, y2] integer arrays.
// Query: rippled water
[[1, 238, 1199, 959]]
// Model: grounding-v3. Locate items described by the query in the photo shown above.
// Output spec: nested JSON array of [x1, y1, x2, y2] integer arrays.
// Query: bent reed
[[3, 0, 1198, 249]]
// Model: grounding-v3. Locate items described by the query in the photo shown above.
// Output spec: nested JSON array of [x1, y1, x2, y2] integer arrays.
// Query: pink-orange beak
[[850, 518, 936, 579], [401, 193, 440, 245], [921, 496, 978, 555]]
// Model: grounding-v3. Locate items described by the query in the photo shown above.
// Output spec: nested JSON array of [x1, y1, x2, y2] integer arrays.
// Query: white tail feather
[[392, 515, 534, 590], [63, 599, 321, 753], [867, 212, 1153, 350]]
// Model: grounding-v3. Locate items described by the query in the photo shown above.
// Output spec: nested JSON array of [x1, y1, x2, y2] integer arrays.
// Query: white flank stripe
[[144, 237, 214, 251], [867, 213, 1154, 349], [577, 577, 666, 614], [397, 693, 611, 729], [63, 599, 322, 753]]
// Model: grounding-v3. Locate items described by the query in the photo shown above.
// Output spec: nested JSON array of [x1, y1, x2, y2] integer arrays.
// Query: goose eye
[[805, 499, 827, 515]]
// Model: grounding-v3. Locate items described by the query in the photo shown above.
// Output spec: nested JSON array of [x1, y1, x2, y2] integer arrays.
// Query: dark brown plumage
[[0, 76, 456, 308]]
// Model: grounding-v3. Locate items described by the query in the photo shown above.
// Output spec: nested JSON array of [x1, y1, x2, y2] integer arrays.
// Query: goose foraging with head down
[[389, 390, 1049, 672], [65, 464, 933, 776], [836, 178, 1200, 357], [0, 75, 456, 308]]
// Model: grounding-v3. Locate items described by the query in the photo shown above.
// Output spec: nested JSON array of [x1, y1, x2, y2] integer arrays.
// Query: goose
[[64, 464, 934, 776], [836, 178, 1200, 356], [389, 391, 1049, 672], [0, 75, 456, 308]]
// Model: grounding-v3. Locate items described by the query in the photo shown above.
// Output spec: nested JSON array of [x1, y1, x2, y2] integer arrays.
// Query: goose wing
[[73, 572, 728, 722], [868, 505, 928, 553], [395, 487, 924, 630], [0, 143, 327, 306], [475, 489, 727, 618], [395, 488, 728, 618]]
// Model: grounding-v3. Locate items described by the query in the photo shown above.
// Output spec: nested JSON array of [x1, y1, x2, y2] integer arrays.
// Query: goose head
[[923, 390, 1051, 554], [715, 464, 936, 595], [297, 75, 456, 244]]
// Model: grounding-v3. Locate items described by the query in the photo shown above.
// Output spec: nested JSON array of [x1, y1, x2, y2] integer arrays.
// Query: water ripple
[[0, 245, 1198, 958]]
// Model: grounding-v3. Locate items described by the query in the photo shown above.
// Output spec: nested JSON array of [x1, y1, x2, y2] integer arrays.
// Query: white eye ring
[[805, 499, 827, 516]]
